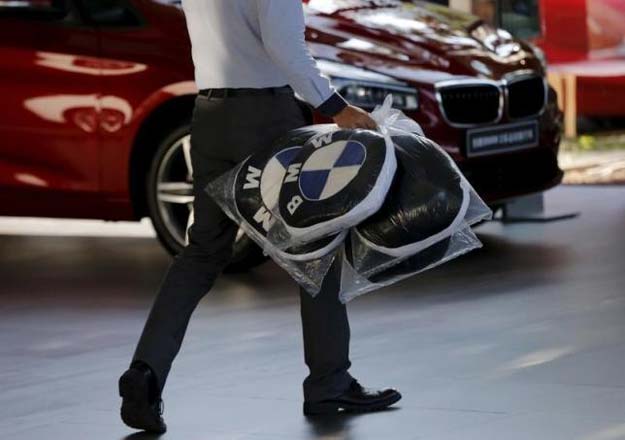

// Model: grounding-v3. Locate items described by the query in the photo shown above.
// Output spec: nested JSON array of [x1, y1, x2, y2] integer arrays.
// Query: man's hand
[[333, 105, 377, 130]]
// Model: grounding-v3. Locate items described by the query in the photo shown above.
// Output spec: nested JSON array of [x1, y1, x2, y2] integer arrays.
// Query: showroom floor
[[1, 186, 624, 440]]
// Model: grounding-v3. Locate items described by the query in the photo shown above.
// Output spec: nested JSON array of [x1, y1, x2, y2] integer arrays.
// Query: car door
[[0, 0, 101, 217]]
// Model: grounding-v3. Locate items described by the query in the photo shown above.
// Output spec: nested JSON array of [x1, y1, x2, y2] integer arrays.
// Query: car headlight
[[334, 80, 419, 110], [317, 59, 419, 111]]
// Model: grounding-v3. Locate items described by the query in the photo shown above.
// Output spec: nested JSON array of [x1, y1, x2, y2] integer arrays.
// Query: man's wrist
[[316, 92, 348, 118]]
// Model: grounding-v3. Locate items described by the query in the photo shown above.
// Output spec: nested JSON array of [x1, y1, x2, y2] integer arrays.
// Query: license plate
[[466, 120, 539, 157]]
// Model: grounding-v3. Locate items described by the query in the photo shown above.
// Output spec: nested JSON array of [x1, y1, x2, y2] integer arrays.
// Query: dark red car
[[0, 0, 562, 270]]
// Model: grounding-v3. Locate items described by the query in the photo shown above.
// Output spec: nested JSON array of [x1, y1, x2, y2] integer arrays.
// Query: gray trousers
[[132, 92, 353, 402]]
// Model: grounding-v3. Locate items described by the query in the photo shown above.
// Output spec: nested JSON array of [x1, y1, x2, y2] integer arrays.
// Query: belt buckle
[[202, 89, 223, 99]]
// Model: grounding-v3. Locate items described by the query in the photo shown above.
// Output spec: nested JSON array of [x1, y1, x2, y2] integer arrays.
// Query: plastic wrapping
[[345, 133, 489, 277], [206, 95, 491, 300], [338, 225, 483, 303], [205, 129, 345, 295], [335, 96, 493, 302]]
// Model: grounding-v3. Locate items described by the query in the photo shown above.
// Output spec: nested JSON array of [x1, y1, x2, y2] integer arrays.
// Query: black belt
[[198, 85, 293, 98]]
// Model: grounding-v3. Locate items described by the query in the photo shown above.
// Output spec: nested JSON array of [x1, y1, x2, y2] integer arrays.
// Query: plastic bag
[[338, 225, 483, 302], [335, 96, 492, 302], [205, 128, 345, 295], [204, 117, 398, 295], [206, 95, 490, 300]]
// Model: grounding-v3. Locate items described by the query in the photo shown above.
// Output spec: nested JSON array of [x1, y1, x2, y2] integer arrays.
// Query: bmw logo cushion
[[234, 126, 344, 261], [277, 129, 396, 241], [354, 133, 470, 258]]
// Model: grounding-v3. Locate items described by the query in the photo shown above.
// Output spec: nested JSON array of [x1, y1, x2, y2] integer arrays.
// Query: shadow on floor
[[376, 231, 575, 304], [304, 407, 401, 440]]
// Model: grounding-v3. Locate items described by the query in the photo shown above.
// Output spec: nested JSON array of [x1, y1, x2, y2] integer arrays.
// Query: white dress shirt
[[181, 0, 347, 116]]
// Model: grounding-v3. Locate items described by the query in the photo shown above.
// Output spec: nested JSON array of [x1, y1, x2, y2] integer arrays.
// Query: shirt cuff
[[315, 92, 348, 118]]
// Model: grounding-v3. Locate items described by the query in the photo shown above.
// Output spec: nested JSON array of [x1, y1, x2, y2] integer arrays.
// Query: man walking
[[119, 0, 401, 433]]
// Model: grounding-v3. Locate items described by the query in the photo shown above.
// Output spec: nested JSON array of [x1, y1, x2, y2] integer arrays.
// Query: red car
[[0, 0, 562, 270]]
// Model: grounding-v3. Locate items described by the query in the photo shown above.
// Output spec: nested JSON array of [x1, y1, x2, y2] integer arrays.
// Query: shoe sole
[[119, 370, 166, 434], [303, 392, 402, 416]]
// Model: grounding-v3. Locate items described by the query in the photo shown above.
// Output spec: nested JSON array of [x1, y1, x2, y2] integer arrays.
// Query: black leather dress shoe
[[303, 379, 402, 415], [119, 365, 167, 434]]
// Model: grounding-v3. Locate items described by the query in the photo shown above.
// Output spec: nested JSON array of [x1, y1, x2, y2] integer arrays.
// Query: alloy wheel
[[154, 133, 195, 249]]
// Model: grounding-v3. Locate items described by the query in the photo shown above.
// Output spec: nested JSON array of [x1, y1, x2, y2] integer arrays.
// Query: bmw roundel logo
[[277, 129, 390, 232], [260, 146, 301, 209], [232, 141, 348, 260], [298, 140, 366, 201], [235, 146, 302, 235]]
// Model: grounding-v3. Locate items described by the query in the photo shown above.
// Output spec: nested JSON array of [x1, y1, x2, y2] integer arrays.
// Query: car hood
[[305, 0, 542, 84]]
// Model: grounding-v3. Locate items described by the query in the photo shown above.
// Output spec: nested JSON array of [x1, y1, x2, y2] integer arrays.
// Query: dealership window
[[469, 0, 497, 25], [499, 0, 541, 39], [443, 0, 541, 39]]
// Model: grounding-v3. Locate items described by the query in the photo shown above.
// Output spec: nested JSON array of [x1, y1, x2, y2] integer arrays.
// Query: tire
[[145, 123, 268, 273]]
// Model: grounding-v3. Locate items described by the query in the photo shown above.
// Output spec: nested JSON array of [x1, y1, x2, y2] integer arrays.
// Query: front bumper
[[417, 82, 564, 205], [458, 146, 563, 204]]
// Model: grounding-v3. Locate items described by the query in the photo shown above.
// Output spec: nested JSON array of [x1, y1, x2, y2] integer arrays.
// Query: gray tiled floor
[[1, 186, 624, 440]]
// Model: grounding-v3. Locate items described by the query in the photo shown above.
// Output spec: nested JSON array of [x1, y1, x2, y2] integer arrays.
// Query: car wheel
[[145, 124, 268, 273]]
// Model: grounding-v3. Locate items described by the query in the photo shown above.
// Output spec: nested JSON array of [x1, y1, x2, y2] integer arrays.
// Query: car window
[[0, 0, 68, 19], [81, 0, 141, 27]]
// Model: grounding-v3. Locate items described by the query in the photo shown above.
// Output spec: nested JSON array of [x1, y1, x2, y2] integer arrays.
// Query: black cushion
[[278, 128, 394, 238], [355, 133, 467, 257], [233, 125, 342, 260]]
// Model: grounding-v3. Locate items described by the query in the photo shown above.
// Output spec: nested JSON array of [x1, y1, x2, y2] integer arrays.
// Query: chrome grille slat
[[437, 82, 502, 126], [435, 72, 547, 127], [505, 74, 547, 120]]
